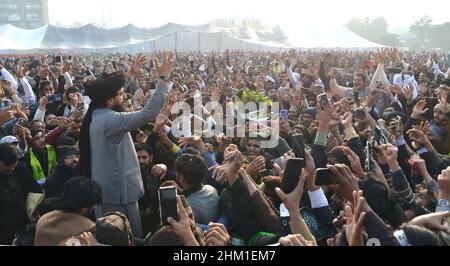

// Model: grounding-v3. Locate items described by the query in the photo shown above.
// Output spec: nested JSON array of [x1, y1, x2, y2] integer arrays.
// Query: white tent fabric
[[288, 25, 384, 48], [0, 22, 383, 53], [0, 24, 48, 50]]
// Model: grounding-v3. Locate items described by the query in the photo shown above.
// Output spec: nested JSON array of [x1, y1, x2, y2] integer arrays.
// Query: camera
[[46, 94, 61, 103], [16, 118, 28, 127], [55, 56, 62, 63]]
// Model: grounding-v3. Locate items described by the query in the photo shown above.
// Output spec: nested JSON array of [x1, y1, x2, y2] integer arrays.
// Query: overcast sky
[[48, 0, 449, 37]]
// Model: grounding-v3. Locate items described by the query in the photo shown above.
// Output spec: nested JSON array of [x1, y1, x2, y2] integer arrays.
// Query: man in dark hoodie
[[43, 146, 80, 198]]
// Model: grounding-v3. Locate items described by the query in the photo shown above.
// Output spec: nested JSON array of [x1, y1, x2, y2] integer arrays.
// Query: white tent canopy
[[0, 22, 383, 53], [288, 25, 384, 48]]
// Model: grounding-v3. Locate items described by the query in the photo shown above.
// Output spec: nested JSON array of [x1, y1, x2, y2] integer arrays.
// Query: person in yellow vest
[[24, 130, 57, 185]]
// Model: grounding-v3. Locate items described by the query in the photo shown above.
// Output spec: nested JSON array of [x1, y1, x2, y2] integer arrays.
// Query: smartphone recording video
[[290, 134, 306, 162], [158, 186, 179, 226], [280, 109, 289, 120], [314, 168, 339, 186], [280, 158, 304, 194]]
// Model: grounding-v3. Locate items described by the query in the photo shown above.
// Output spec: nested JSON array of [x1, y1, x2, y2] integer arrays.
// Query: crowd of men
[[0, 48, 449, 246]]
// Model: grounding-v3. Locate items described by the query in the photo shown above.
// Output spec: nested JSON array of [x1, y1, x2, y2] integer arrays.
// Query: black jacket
[[0, 162, 41, 245], [43, 165, 79, 198]]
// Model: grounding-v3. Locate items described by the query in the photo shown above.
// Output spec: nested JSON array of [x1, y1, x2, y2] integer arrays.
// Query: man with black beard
[[135, 143, 156, 236], [43, 147, 80, 198], [44, 114, 59, 131]]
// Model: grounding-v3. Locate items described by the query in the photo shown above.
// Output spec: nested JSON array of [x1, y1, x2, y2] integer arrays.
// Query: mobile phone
[[374, 126, 388, 145], [16, 118, 28, 127], [366, 142, 372, 172], [300, 208, 324, 241], [314, 168, 338, 186], [46, 95, 55, 103], [317, 93, 328, 111], [275, 138, 291, 158], [158, 186, 179, 226], [46, 94, 62, 103], [280, 109, 289, 120], [290, 134, 305, 162], [280, 158, 304, 194], [55, 56, 62, 63], [28, 60, 40, 69]]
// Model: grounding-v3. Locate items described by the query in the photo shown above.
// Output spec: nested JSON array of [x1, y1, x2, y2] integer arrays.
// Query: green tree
[[346, 17, 397, 46], [410, 15, 433, 40]]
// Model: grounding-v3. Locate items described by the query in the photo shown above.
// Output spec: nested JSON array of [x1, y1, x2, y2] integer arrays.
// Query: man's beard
[[60, 163, 80, 178], [140, 163, 150, 173], [140, 163, 152, 177], [46, 124, 59, 131]]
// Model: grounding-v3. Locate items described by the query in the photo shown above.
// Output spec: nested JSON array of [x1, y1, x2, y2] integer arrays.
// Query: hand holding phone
[[374, 126, 388, 145], [317, 93, 329, 111]]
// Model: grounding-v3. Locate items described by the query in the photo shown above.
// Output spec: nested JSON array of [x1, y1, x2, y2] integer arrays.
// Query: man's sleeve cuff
[[394, 137, 406, 147], [308, 188, 329, 209]]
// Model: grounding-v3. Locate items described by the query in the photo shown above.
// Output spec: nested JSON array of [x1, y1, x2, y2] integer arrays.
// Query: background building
[[0, 0, 48, 29]]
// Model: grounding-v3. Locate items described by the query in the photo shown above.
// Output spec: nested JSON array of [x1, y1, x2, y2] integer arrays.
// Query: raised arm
[[105, 52, 174, 136], [0, 64, 19, 91]]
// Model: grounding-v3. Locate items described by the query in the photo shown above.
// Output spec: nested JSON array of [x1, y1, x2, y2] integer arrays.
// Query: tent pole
[[174, 32, 177, 53], [219, 32, 222, 52]]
